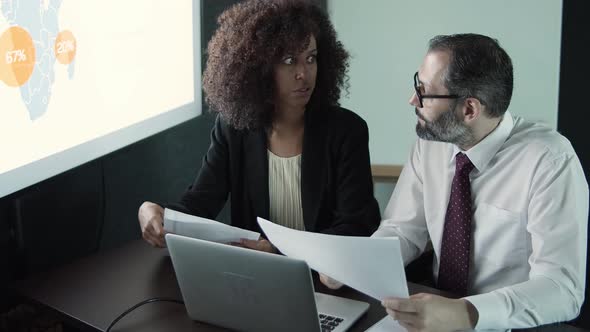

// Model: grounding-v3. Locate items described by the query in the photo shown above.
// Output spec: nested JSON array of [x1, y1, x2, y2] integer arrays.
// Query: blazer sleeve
[[321, 117, 381, 236], [167, 116, 230, 219]]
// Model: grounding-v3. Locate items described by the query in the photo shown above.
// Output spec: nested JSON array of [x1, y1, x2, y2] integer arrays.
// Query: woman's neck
[[268, 106, 305, 157], [272, 105, 305, 132]]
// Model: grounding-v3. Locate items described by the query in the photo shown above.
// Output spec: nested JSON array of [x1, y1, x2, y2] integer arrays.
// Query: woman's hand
[[319, 273, 344, 290], [232, 238, 277, 253], [138, 201, 166, 247]]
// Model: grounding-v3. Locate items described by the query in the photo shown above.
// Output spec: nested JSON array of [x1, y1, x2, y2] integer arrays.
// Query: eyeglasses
[[413, 72, 460, 108]]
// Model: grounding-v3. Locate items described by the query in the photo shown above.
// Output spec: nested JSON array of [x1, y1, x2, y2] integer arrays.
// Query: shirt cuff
[[464, 291, 508, 330]]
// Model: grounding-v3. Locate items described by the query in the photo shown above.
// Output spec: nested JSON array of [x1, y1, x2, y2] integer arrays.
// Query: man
[[324, 33, 589, 331]]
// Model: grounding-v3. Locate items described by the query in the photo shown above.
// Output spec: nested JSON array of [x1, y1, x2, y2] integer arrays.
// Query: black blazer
[[171, 106, 380, 236]]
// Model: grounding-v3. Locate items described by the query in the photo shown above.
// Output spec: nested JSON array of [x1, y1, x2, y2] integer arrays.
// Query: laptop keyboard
[[319, 313, 344, 331]]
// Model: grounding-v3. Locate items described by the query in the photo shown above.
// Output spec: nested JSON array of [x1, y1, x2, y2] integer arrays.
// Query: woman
[[139, 0, 380, 252]]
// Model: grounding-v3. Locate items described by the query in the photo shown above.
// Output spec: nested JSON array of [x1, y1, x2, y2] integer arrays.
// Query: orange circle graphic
[[55, 30, 76, 65], [0, 26, 36, 87]]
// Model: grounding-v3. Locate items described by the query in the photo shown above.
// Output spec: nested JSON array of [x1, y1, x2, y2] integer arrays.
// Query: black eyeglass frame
[[413, 71, 460, 108]]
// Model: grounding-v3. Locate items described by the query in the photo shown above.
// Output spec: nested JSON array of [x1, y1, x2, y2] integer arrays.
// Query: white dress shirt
[[373, 112, 589, 330]]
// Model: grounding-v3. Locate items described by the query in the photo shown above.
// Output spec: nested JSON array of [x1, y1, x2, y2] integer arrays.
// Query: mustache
[[415, 108, 428, 122]]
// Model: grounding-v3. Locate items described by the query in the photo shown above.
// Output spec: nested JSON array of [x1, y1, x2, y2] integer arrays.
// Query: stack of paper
[[163, 208, 260, 244]]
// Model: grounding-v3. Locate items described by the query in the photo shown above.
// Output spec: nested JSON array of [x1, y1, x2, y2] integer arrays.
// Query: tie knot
[[455, 153, 474, 174]]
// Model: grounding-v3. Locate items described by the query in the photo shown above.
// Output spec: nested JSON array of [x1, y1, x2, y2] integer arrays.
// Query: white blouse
[[268, 150, 306, 231]]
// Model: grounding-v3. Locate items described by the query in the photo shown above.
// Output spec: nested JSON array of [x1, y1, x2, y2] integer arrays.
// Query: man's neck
[[459, 116, 502, 151]]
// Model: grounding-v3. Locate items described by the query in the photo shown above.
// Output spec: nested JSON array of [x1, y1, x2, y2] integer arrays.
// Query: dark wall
[[558, 0, 590, 328], [558, 1, 589, 180], [99, 114, 217, 250]]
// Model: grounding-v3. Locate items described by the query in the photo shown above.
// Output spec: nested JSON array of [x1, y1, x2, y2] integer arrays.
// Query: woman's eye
[[282, 57, 294, 65], [306, 55, 316, 64]]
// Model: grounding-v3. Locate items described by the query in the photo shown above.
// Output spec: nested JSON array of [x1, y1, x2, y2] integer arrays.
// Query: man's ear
[[461, 97, 483, 123]]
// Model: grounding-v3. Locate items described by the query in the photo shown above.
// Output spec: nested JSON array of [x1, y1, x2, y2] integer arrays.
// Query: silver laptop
[[166, 233, 369, 332]]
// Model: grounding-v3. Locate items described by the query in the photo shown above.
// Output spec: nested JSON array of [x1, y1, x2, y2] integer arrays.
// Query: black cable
[[105, 297, 184, 332]]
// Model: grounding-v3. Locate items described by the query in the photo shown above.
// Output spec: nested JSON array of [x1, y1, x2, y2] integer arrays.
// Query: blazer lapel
[[301, 110, 326, 231], [244, 129, 270, 221]]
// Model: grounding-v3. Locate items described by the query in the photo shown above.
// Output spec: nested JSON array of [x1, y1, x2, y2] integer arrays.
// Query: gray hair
[[428, 33, 513, 118]]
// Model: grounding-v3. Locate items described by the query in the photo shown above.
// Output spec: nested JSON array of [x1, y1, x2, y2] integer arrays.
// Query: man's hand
[[232, 238, 277, 253], [382, 293, 478, 332], [319, 273, 344, 290], [138, 201, 166, 248]]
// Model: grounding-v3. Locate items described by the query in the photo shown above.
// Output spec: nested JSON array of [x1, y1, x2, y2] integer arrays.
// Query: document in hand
[[257, 217, 408, 300], [163, 208, 260, 244], [365, 316, 408, 332]]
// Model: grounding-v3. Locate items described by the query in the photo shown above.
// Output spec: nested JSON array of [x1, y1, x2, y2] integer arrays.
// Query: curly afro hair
[[202, 0, 349, 130]]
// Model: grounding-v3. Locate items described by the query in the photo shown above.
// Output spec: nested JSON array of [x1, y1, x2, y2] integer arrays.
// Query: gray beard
[[415, 103, 475, 147]]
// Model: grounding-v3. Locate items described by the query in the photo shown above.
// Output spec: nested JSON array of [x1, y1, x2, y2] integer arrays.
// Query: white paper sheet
[[365, 315, 508, 332], [257, 217, 408, 300], [163, 209, 260, 244], [365, 316, 408, 332]]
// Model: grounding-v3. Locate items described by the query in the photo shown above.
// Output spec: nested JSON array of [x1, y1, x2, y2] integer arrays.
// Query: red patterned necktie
[[438, 152, 475, 296]]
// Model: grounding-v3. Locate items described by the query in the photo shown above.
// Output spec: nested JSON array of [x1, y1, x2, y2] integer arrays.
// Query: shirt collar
[[450, 111, 514, 172]]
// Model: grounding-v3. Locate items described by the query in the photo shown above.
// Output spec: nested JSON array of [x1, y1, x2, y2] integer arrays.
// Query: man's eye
[[418, 84, 426, 94]]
